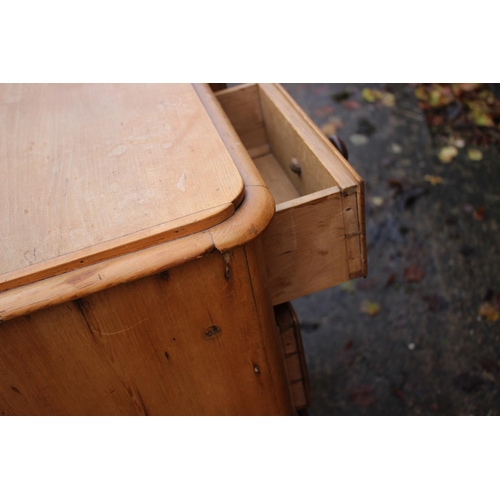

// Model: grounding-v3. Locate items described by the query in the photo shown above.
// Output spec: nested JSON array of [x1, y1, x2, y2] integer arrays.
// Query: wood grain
[[253, 154, 299, 204], [260, 83, 360, 192], [0, 84, 245, 291], [262, 188, 352, 304], [0, 301, 142, 416], [0, 85, 277, 323], [214, 83, 366, 302], [215, 83, 268, 155], [0, 245, 293, 415], [0, 230, 215, 322]]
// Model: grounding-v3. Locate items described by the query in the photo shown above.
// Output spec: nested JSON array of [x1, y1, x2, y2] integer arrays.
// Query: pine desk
[[0, 84, 365, 415]]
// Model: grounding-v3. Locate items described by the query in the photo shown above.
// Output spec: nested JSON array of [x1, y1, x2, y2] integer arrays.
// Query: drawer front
[[216, 83, 366, 304]]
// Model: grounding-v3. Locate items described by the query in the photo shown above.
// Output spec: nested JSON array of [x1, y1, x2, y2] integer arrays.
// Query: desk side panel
[[0, 244, 292, 415], [0, 302, 142, 416]]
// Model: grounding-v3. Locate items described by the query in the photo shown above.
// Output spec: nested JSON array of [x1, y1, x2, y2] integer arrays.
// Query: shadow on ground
[[282, 83, 500, 416]]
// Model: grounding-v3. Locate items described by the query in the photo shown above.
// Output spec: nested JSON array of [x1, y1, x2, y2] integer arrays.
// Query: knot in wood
[[204, 325, 221, 340]]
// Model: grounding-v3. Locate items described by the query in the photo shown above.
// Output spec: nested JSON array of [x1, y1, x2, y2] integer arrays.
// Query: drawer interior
[[215, 83, 366, 304], [215, 83, 349, 207]]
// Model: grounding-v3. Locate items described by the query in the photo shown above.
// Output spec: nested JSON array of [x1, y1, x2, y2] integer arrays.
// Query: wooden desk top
[[0, 84, 245, 291]]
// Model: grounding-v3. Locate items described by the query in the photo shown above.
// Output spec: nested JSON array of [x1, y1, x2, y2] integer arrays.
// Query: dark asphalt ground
[[282, 83, 500, 416]]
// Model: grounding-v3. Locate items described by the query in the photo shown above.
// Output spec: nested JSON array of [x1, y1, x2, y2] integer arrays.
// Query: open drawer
[[215, 83, 366, 305]]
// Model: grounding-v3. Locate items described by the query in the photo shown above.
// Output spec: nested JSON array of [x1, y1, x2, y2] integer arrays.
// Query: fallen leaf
[[313, 105, 335, 118], [385, 273, 397, 287], [402, 187, 428, 210], [429, 85, 455, 107], [472, 108, 494, 127], [382, 93, 395, 107], [339, 280, 356, 294], [403, 265, 425, 282], [453, 83, 481, 93], [360, 300, 380, 316], [371, 196, 384, 206], [387, 178, 404, 193], [424, 174, 444, 185], [415, 84, 455, 107], [473, 206, 486, 220], [349, 384, 376, 407], [468, 148, 483, 161], [349, 133, 369, 146], [361, 87, 381, 103], [331, 90, 352, 102], [357, 118, 377, 136], [438, 145, 458, 163], [478, 302, 499, 323], [414, 86, 428, 101], [361, 87, 395, 107], [390, 143, 403, 154], [453, 137, 465, 148], [342, 100, 361, 110]]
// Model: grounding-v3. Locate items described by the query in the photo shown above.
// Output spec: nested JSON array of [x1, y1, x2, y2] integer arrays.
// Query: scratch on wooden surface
[[176, 170, 187, 192], [93, 318, 149, 335]]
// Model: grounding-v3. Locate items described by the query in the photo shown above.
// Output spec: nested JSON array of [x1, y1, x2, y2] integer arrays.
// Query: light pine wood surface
[[0, 243, 293, 416], [0, 84, 277, 323], [0, 83, 367, 415], [215, 83, 367, 304], [0, 84, 244, 291]]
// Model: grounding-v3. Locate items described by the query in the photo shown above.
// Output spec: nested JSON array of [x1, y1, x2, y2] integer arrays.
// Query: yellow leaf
[[424, 175, 444, 185], [472, 109, 494, 127], [428, 84, 455, 107], [371, 196, 384, 206], [414, 86, 428, 101], [362, 87, 381, 103], [360, 300, 380, 316], [382, 93, 395, 107], [479, 302, 500, 323], [438, 146, 458, 164], [468, 149, 483, 161], [361, 88, 376, 102], [340, 281, 356, 294]]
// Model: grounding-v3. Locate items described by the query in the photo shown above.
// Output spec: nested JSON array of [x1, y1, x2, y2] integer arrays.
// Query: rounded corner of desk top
[[0, 83, 247, 292]]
